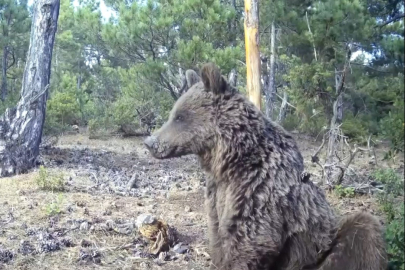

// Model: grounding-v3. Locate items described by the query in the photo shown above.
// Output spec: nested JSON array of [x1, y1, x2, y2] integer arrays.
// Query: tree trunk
[[0, 0, 60, 177], [244, 0, 261, 110], [265, 21, 276, 120], [277, 90, 288, 123], [325, 68, 346, 184], [1, 46, 8, 101], [228, 68, 238, 87]]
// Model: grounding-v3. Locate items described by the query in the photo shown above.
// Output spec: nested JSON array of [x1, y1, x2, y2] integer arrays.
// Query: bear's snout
[[144, 135, 158, 151]]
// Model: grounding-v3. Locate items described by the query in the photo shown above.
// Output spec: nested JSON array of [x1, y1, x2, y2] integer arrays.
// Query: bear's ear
[[179, 69, 201, 96], [185, 69, 201, 88], [200, 62, 228, 95]]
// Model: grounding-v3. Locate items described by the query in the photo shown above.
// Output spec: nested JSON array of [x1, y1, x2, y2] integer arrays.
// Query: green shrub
[[380, 107, 404, 154], [282, 113, 301, 131], [112, 96, 141, 128], [0, 90, 19, 115], [43, 112, 70, 136], [88, 118, 117, 139], [372, 168, 404, 269], [341, 112, 369, 143], [386, 204, 404, 270], [44, 89, 80, 136], [372, 169, 404, 197], [334, 185, 355, 198], [35, 166, 65, 192], [44, 194, 65, 216], [46, 90, 80, 126]]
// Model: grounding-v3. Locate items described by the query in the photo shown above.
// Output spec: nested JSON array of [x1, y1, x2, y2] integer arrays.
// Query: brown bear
[[144, 63, 387, 270]]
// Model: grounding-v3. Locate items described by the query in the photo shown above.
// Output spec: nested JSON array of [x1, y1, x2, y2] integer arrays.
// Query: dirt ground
[[0, 132, 403, 270]]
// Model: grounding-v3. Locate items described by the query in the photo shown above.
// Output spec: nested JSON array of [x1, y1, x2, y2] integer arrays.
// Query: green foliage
[[380, 101, 404, 153], [44, 194, 65, 216], [88, 117, 116, 139], [372, 168, 404, 269], [341, 112, 368, 142], [0, 89, 19, 115], [45, 90, 80, 135], [261, 0, 404, 149], [282, 113, 301, 131], [44, 72, 83, 135], [346, 73, 404, 147], [373, 168, 403, 221], [279, 55, 331, 135], [385, 204, 405, 270], [4, 0, 403, 155], [47, 90, 80, 126], [0, 0, 31, 101], [373, 169, 404, 197], [35, 166, 65, 192], [43, 0, 244, 135], [334, 185, 355, 198]]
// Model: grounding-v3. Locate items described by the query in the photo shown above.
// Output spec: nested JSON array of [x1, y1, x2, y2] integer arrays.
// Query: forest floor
[[0, 131, 403, 270]]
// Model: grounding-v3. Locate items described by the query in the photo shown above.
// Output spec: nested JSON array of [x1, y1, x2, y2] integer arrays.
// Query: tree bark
[[265, 21, 276, 120], [0, 0, 60, 177], [324, 66, 346, 184], [244, 0, 261, 110], [228, 68, 238, 87], [277, 90, 288, 123]]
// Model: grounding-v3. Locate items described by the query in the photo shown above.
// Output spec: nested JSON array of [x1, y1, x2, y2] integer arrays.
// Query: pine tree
[[0, 0, 31, 101]]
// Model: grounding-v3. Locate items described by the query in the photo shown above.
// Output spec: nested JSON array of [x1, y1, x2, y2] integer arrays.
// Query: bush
[[372, 168, 404, 269], [86, 65, 175, 138], [372, 169, 404, 197], [43, 112, 70, 136], [385, 204, 404, 270], [46, 91, 80, 126], [88, 118, 117, 139], [377, 76, 404, 154], [44, 90, 80, 136], [334, 185, 355, 198], [0, 90, 19, 115], [282, 113, 301, 131], [35, 166, 65, 192], [44, 194, 65, 216], [380, 107, 404, 154], [341, 112, 369, 143], [299, 113, 328, 137]]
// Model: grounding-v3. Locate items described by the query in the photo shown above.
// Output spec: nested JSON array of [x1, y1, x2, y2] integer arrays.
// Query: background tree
[[0, 0, 60, 176], [0, 0, 31, 103]]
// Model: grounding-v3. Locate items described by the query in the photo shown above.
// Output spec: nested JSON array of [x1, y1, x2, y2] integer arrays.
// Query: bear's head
[[143, 62, 243, 159]]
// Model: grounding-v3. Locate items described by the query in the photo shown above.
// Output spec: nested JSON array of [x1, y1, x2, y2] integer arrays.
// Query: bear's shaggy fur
[[144, 63, 387, 270]]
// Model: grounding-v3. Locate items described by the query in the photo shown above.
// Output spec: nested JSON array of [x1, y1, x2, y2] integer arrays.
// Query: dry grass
[[57, 134, 144, 156], [0, 165, 209, 269]]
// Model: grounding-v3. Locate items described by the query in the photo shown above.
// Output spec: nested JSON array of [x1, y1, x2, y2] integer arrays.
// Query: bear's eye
[[175, 115, 183, 122]]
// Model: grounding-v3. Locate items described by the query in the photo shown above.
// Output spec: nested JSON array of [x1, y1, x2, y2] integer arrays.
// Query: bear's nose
[[144, 135, 157, 150]]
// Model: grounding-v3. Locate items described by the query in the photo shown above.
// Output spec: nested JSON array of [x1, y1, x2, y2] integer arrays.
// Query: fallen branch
[[337, 182, 385, 195]]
